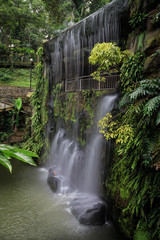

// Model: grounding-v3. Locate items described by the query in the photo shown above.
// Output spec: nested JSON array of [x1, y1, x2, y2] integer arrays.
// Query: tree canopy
[[0, 0, 111, 64]]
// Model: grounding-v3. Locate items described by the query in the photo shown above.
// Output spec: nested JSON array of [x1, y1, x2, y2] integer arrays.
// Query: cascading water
[[83, 94, 117, 195], [48, 94, 117, 225], [44, 0, 128, 226], [43, 0, 128, 86]]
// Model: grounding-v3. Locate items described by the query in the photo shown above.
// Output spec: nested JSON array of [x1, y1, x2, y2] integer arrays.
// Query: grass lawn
[[0, 68, 37, 89]]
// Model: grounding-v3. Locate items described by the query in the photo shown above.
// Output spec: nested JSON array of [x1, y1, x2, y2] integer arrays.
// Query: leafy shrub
[[120, 52, 144, 93], [129, 12, 148, 30]]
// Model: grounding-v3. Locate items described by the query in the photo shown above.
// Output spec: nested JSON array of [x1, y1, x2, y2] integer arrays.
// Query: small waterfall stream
[[48, 94, 117, 225]]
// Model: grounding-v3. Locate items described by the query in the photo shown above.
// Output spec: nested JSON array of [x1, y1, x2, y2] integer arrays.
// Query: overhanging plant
[[0, 144, 38, 173]]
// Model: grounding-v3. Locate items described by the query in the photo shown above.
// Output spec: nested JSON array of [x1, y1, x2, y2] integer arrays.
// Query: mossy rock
[[130, 0, 141, 16], [126, 32, 138, 53], [147, 7, 160, 32], [144, 29, 160, 52]]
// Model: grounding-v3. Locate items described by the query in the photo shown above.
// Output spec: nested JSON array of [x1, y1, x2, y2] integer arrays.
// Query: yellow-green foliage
[[89, 42, 132, 81], [98, 113, 134, 144]]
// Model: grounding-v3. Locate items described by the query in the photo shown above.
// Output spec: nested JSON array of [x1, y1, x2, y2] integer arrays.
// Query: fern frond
[[144, 96, 160, 117], [119, 93, 130, 108], [134, 223, 152, 240], [129, 79, 160, 101], [140, 78, 160, 88], [156, 111, 160, 125]]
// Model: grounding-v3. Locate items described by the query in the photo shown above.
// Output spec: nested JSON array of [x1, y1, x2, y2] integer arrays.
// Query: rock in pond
[[47, 167, 61, 192], [70, 194, 106, 226]]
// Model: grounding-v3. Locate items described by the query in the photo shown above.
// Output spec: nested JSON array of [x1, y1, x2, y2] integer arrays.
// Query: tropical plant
[[13, 97, 23, 131], [120, 52, 144, 93], [129, 12, 148, 30], [98, 78, 160, 239], [89, 42, 131, 81], [0, 144, 38, 173], [23, 47, 49, 157]]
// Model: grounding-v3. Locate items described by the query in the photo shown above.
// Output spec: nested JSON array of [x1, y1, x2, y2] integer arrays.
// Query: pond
[[0, 162, 124, 240]]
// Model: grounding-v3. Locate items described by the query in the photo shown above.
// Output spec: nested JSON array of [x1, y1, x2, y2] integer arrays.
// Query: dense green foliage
[[0, 0, 112, 65], [97, 48, 160, 239], [129, 12, 148, 30], [0, 0, 54, 64], [0, 144, 38, 173], [23, 48, 48, 157], [120, 52, 144, 93]]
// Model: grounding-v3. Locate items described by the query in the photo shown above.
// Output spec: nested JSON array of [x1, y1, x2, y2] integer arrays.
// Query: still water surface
[[0, 163, 123, 240]]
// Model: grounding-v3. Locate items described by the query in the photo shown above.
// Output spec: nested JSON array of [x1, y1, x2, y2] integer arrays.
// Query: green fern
[[134, 223, 152, 240], [144, 96, 160, 117], [156, 111, 160, 125]]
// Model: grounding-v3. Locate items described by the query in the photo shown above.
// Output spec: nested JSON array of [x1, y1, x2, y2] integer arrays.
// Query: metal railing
[[65, 74, 119, 92]]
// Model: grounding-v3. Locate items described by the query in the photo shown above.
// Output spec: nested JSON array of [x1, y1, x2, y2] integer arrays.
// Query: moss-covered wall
[[51, 84, 116, 146]]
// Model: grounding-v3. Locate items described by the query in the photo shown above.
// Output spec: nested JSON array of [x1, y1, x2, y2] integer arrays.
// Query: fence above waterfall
[[65, 74, 119, 92]]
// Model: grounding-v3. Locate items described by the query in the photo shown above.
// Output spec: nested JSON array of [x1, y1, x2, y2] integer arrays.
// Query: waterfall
[[83, 94, 117, 195], [49, 94, 117, 195], [44, 0, 128, 225], [48, 94, 117, 225], [44, 0, 128, 86]]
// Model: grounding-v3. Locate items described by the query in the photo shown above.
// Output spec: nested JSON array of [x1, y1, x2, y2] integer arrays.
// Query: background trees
[[0, 0, 111, 65], [0, 0, 54, 64]]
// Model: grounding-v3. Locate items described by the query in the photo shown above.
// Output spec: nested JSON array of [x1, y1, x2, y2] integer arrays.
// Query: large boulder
[[70, 195, 106, 226]]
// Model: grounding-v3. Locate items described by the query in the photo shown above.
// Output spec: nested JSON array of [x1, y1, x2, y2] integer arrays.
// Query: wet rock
[[144, 29, 160, 52], [47, 168, 61, 192], [144, 51, 160, 78], [70, 196, 106, 226]]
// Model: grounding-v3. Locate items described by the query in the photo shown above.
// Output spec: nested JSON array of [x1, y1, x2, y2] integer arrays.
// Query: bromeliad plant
[[0, 144, 38, 173]]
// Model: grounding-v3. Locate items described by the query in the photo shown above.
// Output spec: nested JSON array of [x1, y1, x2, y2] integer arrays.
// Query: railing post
[[65, 79, 67, 92], [80, 78, 82, 91]]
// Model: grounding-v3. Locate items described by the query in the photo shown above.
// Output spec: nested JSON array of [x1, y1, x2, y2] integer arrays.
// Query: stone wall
[[0, 85, 31, 100]]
